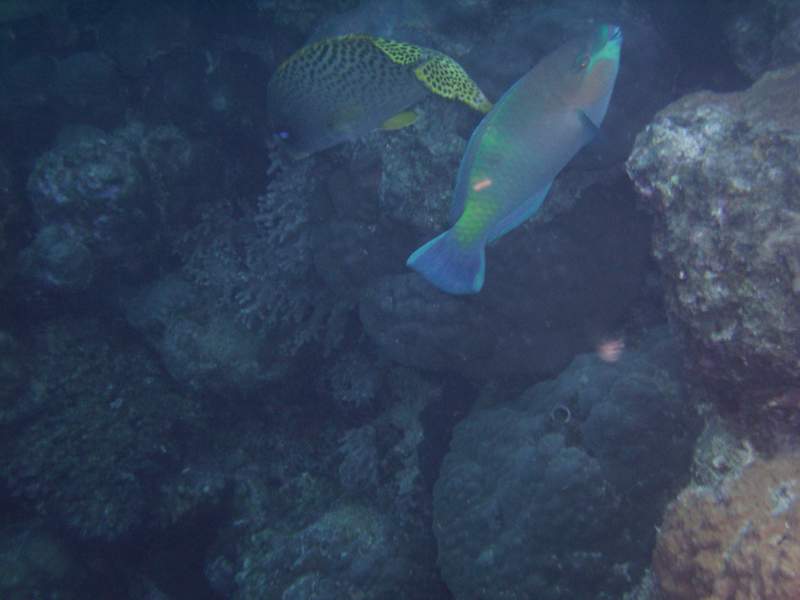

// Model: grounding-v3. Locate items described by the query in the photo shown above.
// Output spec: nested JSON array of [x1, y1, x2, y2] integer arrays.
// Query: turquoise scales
[[407, 25, 623, 294]]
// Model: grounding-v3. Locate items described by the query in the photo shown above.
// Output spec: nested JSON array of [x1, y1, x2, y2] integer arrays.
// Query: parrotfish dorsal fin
[[370, 36, 423, 65], [414, 54, 493, 113]]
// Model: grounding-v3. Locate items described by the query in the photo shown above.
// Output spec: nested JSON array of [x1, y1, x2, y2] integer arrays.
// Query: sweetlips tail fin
[[406, 229, 485, 295]]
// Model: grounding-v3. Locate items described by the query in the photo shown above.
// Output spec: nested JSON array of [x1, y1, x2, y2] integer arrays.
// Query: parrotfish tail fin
[[406, 229, 485, 295]]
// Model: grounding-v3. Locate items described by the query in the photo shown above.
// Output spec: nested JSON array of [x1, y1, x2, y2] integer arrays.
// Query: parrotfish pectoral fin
[[578, 110, 601, 140], [406, 230, 486, 294], [486, 183, 552, 243]]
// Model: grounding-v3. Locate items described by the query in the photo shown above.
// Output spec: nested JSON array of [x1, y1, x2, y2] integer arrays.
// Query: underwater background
[[0, 0, 799, 598]]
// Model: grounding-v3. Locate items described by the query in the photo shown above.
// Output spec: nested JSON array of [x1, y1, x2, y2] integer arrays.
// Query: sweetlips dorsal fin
[[414, 54, 493, 113], [369, 36, 423, 65], [369, 36, 491, 114]]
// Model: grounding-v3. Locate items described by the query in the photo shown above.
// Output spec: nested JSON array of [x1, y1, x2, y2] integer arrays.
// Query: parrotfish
[[407, 25, 623, 294], [267, 34, 492, 157]]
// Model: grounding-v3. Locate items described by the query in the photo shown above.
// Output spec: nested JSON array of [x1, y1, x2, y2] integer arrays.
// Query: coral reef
[[141, 45, 270, 144], [0, 330, 26, 426], [0, 521, 79, 599], [127, 154, 353, 395], [721, 0, 800, 80], [23, 124, 149, 289], [432, 328, 700, 600], [627, 65, 800, 422], [354, 96, 468, 232], [0, 318, 211, 542], [653, 452, 800, 600], [52, 51, 124, 126], [1, 0, 791, 597], [0, 158, 20, 291], [318, 349, 383, 413], [20, 121, 220, 294], [97, 0, 210, 78], [204, 366, 446, 599]]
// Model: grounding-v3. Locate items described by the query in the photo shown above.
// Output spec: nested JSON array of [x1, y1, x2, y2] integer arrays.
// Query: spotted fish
[[267, 34, 492, 156], [407, 25, 623, 294]]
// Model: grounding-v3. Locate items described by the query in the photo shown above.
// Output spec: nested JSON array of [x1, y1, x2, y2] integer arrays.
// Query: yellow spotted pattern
[[269, 34, 417, 113], [370, 36, 423, 65], [268, 34, 492, 144], [414, 55, 493, 113]]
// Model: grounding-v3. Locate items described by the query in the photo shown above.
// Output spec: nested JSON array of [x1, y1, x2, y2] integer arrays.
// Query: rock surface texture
[[432, 330, 699, 600], [627, 65, 800, 422]]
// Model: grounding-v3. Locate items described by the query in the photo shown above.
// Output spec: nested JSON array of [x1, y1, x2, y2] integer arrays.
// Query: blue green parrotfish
[[407, 25, 623, 294], [267, 34, 492, 157]]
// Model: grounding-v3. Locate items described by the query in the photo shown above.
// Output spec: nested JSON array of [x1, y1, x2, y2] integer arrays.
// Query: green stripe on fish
[[407, 25, 623, 294]]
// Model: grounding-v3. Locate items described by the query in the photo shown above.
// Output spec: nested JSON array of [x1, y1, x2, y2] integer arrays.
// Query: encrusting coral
[[653, 452, 800, 599]]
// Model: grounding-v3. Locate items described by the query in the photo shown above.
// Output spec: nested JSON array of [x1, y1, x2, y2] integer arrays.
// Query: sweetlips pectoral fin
[[414, 54, 493, 113], [328, 104, 366, 132], [382, 110, 418, 130]]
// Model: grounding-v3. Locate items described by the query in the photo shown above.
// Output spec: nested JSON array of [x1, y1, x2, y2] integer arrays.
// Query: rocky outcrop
[[432, 329, 700, 600], [627, 65, 800, 421]]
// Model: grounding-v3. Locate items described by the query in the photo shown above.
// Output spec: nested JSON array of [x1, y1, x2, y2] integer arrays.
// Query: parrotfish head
[[557, 24, 622, 126]]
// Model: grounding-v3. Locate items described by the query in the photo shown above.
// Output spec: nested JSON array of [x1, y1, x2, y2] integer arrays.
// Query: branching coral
[[177, 156, 349, 359]]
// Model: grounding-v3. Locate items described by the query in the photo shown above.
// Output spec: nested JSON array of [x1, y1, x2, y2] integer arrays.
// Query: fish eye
[[577, 54, 590, 70]]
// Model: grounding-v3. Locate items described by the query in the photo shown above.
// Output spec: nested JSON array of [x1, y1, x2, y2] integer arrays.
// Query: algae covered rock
[[23, 125, 150, 290], [20, 122, 219, 293], [432, 329, 699, 600], [721, 0, 800, 80], [627, 65, 800, 413], [0, 318, 208, 542]]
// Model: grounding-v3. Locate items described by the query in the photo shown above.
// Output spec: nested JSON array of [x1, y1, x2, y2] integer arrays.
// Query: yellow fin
[[370, 37, 423, 65], [382, 110, 418, 130], [414, 54, 493, 113]]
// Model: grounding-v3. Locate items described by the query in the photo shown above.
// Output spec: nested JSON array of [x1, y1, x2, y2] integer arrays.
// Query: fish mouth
[[609, 25, 623, 42]]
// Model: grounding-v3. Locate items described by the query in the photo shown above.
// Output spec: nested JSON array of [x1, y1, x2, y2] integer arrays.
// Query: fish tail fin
[[406, 229, 485, 294]]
